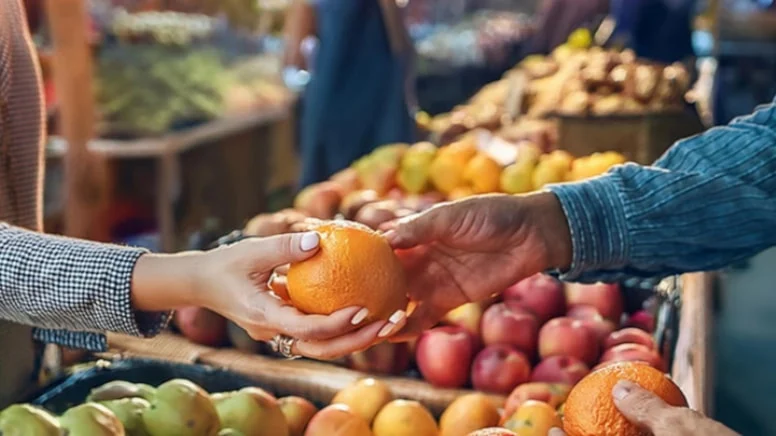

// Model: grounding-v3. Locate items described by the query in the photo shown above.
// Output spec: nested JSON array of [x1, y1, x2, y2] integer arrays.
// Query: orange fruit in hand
[[562, 362, 688, 436], [286, 221, 408, 323]]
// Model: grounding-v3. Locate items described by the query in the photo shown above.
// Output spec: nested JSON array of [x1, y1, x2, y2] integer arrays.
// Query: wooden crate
[[100, 272, 714, 417], [551, 110, 705, 165]]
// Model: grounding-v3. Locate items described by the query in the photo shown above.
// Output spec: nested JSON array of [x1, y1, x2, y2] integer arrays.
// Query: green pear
[[141, 379, 219, 436], [371, 143, 409, 166], [87, 381, 154, 402], [101, 398, 150, 436], [212, 387, 288, 436], [136, 384, 157, 401], [0, 404, 63, 436], [60, 403, 125, 436]]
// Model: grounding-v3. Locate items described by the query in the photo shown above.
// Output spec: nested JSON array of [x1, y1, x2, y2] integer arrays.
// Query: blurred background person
[[284, 0, 417, 188]]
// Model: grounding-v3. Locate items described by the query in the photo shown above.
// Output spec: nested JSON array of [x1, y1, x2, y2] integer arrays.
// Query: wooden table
[[45, 104, 296, 252]]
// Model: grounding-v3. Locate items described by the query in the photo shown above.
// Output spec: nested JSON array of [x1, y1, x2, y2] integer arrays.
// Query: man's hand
[[550, 381, 740, 436], [383, 192, 572, 341]]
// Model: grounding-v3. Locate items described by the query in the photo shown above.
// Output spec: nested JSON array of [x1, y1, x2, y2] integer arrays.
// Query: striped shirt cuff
[[546, 174, 630, 281]]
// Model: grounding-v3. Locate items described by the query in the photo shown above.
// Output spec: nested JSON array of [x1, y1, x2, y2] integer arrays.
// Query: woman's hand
[[132, 232, 404, 360], [550, 381, 740, 436], [382, 192, 572, 341]]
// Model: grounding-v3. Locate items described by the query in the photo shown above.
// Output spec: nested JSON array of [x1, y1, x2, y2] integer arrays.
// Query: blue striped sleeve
[[547, 97, 776, 282]]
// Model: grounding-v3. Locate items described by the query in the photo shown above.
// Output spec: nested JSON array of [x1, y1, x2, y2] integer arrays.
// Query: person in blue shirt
[[284, 0, 416, 188], [383, 95, 776, 435]]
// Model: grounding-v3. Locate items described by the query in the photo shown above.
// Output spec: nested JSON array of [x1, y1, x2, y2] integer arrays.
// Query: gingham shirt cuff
[[0, 224, 171, 348], [546, 175, 630, 281]]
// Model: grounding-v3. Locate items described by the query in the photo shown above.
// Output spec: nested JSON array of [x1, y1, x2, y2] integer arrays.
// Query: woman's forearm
[[130, 251, 203, 312]]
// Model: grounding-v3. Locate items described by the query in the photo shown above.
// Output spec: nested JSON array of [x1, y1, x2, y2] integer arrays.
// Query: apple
[[600, 343, 664, 371], [566, 304, 602, 320], [603, 328, 657, 351], [330, 167, 361, 195], [415, 326, 478, 388], [480, 302, 539, 357], [502, 382, 571, 419], [530, 356, 589, 385], [579, 316, 617, 344], [294, 181, 343, 219], [279, 396, 318, 436], [471, 345, 532, 395], [347, 342, 410, 375], [174, 307, 227, 347], [538, 317, 600, 366], [303, 404, 371, 436], [502, 274, 566, 323], [565, 282, 624, 322], [625, 310, 656, 332], [442, 302, 484, 336], [339, 189, 380, 219]]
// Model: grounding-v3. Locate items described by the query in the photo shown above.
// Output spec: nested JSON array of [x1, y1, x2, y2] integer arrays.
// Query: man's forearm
[[547, 98, 776, 282]]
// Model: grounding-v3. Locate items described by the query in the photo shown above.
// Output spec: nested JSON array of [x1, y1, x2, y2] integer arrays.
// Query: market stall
[[8, 1, 721, 434]]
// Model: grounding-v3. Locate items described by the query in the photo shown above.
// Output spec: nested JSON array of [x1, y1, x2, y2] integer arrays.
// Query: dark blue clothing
[[610, 0, 696, 63], [299, 0, 414, 188]]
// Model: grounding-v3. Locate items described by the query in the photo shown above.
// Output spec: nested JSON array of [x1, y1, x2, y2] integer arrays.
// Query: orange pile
[[286, 221, 408, 323], [562, 362, 688, 436]]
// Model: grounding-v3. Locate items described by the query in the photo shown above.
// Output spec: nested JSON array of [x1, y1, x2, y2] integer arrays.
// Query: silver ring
[[269, 334, 301, 360]]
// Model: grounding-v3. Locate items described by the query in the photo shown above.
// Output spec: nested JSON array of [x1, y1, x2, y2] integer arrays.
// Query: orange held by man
[[286, 221, 409, 323], [562, 361, 688, 436]]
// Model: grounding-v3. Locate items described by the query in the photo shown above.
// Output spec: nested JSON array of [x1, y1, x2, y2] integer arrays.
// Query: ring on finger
[[269, 334, 302, 360]]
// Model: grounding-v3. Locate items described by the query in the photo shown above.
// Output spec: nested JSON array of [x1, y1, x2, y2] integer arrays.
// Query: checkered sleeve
[[0, 223, 171, 350]]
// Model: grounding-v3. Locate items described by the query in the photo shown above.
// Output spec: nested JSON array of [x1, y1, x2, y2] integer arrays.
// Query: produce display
[[421, 30, 694, 146]]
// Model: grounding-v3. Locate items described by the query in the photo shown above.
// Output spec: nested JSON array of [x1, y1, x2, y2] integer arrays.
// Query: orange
[[331, 378, 393, 425], [463, 153, 502, 194], [372, 400, 438, 436], [286, 221, 408, 323], [502, 400, 561, 436], [439, 393, 500, 436], [562, 362, 688, 436]]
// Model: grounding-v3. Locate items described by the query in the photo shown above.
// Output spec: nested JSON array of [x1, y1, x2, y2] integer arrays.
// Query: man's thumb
[[612, 380, 672, 430], [383, 209, 440, 249], [246, 232, 320, 269]]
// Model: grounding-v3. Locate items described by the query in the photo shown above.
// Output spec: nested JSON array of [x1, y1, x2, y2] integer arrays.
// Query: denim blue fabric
[[548, 95, 776, 282]]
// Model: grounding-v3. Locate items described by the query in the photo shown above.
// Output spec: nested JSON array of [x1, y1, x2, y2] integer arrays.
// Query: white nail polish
[[351, 308, 369, 325], [300, 232, 320, 251], [378, 323, 395, 338], [388, 310, 406, 324]]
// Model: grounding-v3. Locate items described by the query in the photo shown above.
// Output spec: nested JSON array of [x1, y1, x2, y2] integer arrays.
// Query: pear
[[500, 160, 535, 194], [370, 143, 409, 166], [142, 379, 220, 436], [212, 387, 289, 436], [101, 398, 151, 436], [397, 142, 437, 194], [0, 404, 63, 436], [60, 403, 124, 436], [87, 381, 155, 402]]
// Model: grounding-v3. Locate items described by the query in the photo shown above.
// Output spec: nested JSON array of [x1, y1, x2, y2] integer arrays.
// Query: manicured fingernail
[[388, 310, 406, 324], [548, 428, 565, 436], [351, 308, 369, 325], [300, 232, 320, 251], [378, 323, 395, 338], [613, 380, 635, 400]]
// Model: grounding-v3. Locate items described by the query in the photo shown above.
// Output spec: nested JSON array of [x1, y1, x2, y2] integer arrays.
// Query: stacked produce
[[422, 30, 693, 146]]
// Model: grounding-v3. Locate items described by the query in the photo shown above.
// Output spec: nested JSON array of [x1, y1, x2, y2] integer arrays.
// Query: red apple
[[565, 282, 624, 322], [566, 305, 602, 320], [174, 307, 227, 347], [294, 181, 343, 219], [415, 326, 478, 388], [600, 343, 664, 371], [503, 274, 566, 323], [625, 310, 656, 332], [443, 302, 484, 336], [531, 356, 589, 385], [480, 302, 539, 357], [579, 317, 617, 344], [304, 404, 371, 436], [502, 382, 571, 419], [603, 328, 657, 351], [538, 317, 600, 366], [471, 345, 532, 395], [347, 342, 410, 375]]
